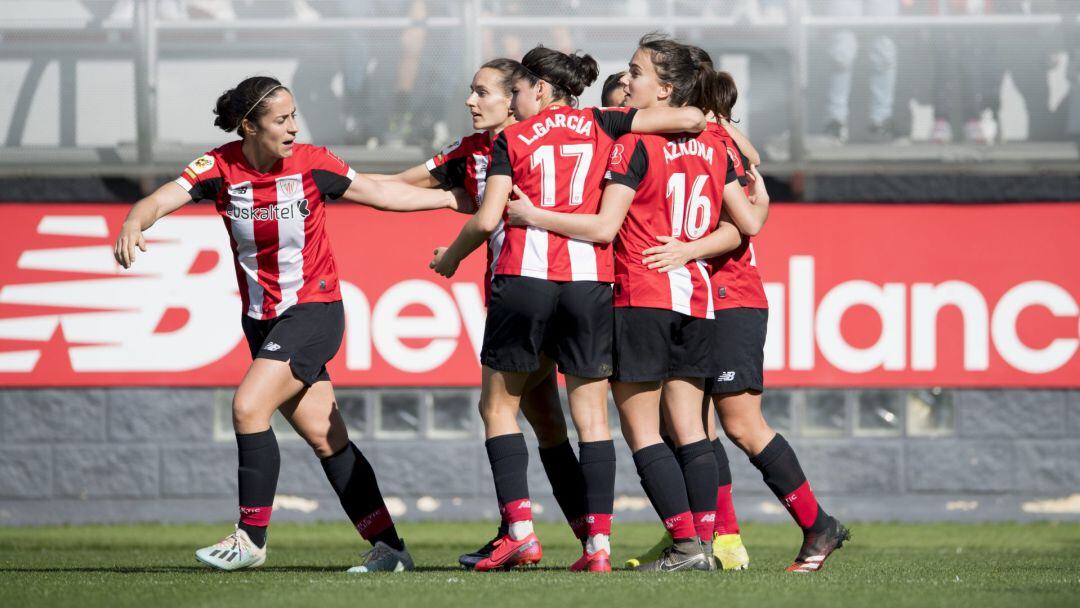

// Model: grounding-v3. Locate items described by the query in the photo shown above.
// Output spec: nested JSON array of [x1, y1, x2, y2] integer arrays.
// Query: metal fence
[[2, 0, 1078, 180]]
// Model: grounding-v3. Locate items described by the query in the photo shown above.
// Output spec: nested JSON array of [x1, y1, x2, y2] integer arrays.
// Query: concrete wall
[[1, 388, 1077, 526]]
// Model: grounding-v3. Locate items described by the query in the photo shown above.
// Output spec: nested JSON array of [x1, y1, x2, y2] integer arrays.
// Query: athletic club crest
[[277, 177, 302, 197]]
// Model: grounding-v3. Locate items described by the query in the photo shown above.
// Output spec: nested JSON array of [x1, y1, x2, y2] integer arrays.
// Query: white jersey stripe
[[668, 266, 693, 316], [227, 181, 264, 318], [489, 219, 506, 282], [274, 173, 306, 315], [174, 176, 193, 191], [521, 226, 549, 280], [695, 260, 715, 319], [567, 237, 598, 282]]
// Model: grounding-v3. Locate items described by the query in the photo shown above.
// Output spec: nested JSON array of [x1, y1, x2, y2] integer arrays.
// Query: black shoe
[[823, 119, 847, 143], [634, 537, 711, 572], [458, 527, 505, 569], [786, 516, 851, 573], [867, 118, 897, 142]]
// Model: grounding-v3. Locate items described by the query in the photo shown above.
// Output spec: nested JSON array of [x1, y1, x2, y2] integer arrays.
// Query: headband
[[240, 84, 284, 127]]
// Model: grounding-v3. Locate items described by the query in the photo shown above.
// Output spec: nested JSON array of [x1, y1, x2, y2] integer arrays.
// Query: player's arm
[[361, 163, 442, 188], [720, 120, 762, 167], [431, 174, 511, 278], [723, 171, 769, 236], [642, 214, 741, 273], [507, 182, 633, 244], [340, 174, 467, 212], [631, 105, 707, 134], [114, 181, 193, 269]]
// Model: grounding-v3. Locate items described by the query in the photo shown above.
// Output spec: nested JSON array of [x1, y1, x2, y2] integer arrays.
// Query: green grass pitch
[[1, 521, 1078, 608]]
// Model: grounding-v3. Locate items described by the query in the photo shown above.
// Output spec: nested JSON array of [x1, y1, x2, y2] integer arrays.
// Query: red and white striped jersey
[[174, 142, 354, 320], [489, 105, 637, 282], [607, 123, 736, 319], [426, 131, 504, 303], [708, 131, 768, 310]]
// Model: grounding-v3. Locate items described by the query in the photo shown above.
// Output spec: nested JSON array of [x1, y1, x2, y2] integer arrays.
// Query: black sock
[[321, 442, 403, 551], [676, 439, 719, 515], [632, 443, 695, 540], [750, 434, 829, 533], [579, 440, 617, 536], [712, 438, 732, 487], [662, 435, 677, 453], [485, 433, 531, 508], [236, 428, 280, 548], [676, 439, 719, 539], [538, 440, 587, 534]]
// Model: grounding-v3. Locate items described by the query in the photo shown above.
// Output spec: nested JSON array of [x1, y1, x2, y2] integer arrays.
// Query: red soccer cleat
[[786, 517, 851, 573], [473, 533, 542, 571], [569, 549, 611, 573]]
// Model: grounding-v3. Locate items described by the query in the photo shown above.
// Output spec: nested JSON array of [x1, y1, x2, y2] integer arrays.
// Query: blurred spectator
[[601, 71, 629, 107], [340, 0, 457, 149], [823, 0, 900, 143], [921, 1, 1000, 144]]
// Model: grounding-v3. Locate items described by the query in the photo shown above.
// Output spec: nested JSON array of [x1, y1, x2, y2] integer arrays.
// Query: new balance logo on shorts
[[263, 342, 282, 352], [716, 371, 736, 382]]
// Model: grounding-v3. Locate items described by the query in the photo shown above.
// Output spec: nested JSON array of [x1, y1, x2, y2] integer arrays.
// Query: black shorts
[[612, 307, 719, 382], [704, 307, 768, 395], [241, 300, 345, 386], [480, 275, 613, 379]]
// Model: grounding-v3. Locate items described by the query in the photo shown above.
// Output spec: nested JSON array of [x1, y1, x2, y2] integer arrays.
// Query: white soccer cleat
[[346, 540, 415, 573], [195, 526, 267, 571]]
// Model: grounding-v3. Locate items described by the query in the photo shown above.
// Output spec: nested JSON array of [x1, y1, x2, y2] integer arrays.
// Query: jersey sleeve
[[425, 137, 470, 189], [174, 153, 224, 202], [605, 135, 648, 191], [592, 106, 639, 140], [311, 146, 357, 200], [488, 132, 512, 177]]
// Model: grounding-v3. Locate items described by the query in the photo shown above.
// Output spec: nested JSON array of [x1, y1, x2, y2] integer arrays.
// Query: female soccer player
[[366, 58, 593, 569], [505, 34, 767, 572], [636, 45, 850, 573], [113, 76, 467, 574], [431, 45, 707, 572]]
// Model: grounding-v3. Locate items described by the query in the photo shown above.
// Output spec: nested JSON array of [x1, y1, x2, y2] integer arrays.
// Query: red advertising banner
[[0, 203, 1077, 387]]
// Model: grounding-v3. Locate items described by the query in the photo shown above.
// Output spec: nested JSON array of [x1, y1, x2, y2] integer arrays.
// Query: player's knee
[[231, 391, 266, 428], [723, 416, 772, 453]]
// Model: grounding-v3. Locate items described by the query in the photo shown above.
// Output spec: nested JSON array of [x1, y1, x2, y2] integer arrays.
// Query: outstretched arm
[[114, 181, 193, 269], [720, 120, 761, 167], [431, 174, 512, 278], [340, 174, 466, 212], [361, 163, 442, 188], [506, 182, 634, 244], [631, 105, 707, 134]]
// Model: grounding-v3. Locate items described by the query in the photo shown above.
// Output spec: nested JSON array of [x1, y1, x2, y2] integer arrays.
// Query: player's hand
[[430, 246, 459, 278], [747, 165, 768, 205], [506, 185, 535, 226], [450, 187, 477, 215], [642, 235, 695, 273], [114, 221, 147, 269]]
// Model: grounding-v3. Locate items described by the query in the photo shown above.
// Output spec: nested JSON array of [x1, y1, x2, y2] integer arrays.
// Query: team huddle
[[114, 32, 848, 575]]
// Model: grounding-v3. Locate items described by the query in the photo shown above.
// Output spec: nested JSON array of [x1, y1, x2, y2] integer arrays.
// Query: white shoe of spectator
[[931, 119, 953, 144], [157, 0, 187, 21], [964, 119, 991, 145], [105, 0, 134, 24]]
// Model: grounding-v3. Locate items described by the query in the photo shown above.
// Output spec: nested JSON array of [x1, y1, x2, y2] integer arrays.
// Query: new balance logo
[[263, 342, 282, 352], [717, 371, 736, 382]]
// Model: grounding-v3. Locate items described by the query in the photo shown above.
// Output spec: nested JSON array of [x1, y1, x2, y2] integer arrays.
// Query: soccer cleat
[[786, 517, 851, 573], [712, 533, 750, 571], [473, 533, 542, 571], [458, 531, 501, 569], [633, 538, 711, 572], [346, 540, 415, 573], [623, 532, 672, 569], [569, 549, 611, 573], [701, 538, 717, 571], [194, 526, 267, 571]]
